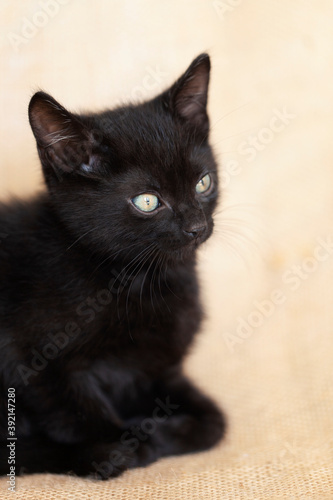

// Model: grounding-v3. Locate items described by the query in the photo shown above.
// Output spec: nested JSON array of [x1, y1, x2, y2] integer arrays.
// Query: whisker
[[157, 254, 171, 314], [150, 252, 163, 313], [120, 242, 156, 281], [215, 230, 252, 271], [140, 248, 159, 315], [124, 245, 157, 333], [209, 101, 253, 131], [116, 243, 156, 317], [162, 258, 181, 300], [66, 227, 99, 251], [89, 238, 148, 280], [212, 128, 256, 146]]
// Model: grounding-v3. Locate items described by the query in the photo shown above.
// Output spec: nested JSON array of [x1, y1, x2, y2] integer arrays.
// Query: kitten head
[[28, 54, 219, 263]]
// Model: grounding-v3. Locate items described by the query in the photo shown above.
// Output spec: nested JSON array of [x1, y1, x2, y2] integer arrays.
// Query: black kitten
[[0, 54, 225, 479]]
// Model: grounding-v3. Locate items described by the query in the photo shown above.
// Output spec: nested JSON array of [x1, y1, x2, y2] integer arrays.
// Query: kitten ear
[[166, 53, 211, 134], [29, 92, 100, 178]]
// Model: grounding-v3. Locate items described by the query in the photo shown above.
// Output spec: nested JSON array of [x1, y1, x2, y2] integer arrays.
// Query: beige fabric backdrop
[[1, 1, 333, 498]]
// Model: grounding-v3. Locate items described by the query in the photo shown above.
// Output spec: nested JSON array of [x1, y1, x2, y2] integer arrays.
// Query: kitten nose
[[183, 225, 207, 240]]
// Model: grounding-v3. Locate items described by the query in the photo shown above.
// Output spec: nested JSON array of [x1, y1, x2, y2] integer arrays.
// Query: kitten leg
[[0, 376, 225, 480], [89, 373, 226, 478], [149, 372, 226, 456], [0, 437, 138, 479]]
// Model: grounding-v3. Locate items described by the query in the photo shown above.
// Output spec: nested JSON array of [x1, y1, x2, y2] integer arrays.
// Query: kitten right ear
[[29, 92, 100, 179], [164, 53, 211, 136]]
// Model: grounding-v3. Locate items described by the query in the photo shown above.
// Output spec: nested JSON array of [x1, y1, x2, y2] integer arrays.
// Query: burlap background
[[1, 1, 333, 498]]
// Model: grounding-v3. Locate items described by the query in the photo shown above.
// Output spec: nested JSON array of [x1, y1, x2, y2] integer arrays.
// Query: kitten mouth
[[185, 239, 201, 249], [164, 238, 205, 260]]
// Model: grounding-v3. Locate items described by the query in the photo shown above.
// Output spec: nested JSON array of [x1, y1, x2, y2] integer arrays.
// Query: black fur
[[0, 54, 225, 479]]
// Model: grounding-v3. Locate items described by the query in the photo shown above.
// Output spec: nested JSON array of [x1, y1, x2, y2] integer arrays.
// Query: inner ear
[[167, 53, 211, 132], [29, 91, 94, 174]]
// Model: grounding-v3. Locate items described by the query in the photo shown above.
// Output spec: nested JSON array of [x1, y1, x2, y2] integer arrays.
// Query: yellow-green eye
[[196, 174, 212, 194], [132, 193, 160, 213]]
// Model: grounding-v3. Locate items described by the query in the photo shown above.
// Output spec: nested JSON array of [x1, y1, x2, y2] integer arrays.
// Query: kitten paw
[[72, 443, 136, 479]]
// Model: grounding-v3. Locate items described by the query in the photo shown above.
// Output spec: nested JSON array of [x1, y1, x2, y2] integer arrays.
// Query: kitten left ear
[[165, 53, 211, 134], [29, 91, 102, 179]]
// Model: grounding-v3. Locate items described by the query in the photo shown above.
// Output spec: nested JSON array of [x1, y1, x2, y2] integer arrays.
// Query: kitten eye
[[196, 174, 212, 194], [132, 194, 160, 213]]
